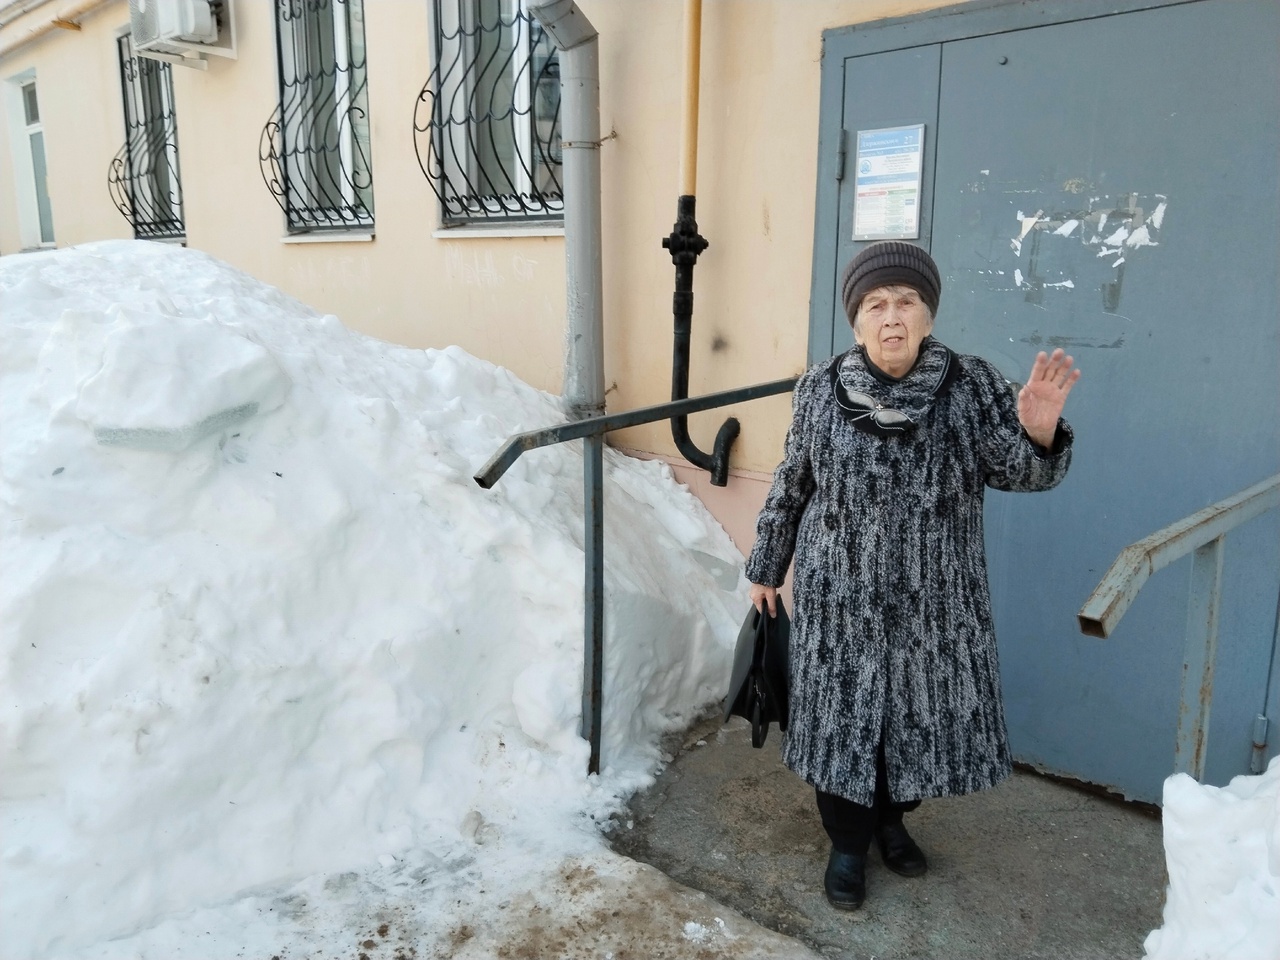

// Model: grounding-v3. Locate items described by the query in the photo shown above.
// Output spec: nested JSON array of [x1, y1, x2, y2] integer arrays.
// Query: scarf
[[829, 336, 959, 437]]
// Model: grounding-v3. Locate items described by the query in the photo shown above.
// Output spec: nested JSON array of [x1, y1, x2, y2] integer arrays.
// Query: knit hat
[[839, 241, 941, 323]]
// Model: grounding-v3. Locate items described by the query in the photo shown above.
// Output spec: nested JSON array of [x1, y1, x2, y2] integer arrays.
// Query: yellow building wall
[[590, 0, 954, 470], [1, 0, 962, 477], [0, 3, 134, 248]]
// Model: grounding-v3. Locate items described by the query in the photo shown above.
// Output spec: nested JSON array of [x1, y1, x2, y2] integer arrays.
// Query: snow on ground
[[0, 241, 810, 959], [3, 241, 1276, 960], [1142, 758, 1280, 960]]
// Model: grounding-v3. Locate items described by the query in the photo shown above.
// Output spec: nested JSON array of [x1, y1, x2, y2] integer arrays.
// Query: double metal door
[[816, 0, 1280, 802]]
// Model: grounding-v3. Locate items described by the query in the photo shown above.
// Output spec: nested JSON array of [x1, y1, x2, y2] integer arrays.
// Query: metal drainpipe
[[663, 0, 738, 487], [530, 0, 604, 421], [529, 0, 606, 773]]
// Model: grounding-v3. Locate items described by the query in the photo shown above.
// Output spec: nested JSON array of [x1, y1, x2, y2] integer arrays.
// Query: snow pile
[[0, 242, 748, 958], [73, 312, 290, 451], [1143, 758, 1280, 960]]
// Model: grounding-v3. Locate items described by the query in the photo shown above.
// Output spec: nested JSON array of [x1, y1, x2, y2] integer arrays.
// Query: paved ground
[[609, 714, 1168, 960]]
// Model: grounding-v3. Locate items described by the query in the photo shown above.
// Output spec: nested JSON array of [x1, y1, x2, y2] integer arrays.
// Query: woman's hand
[[1018, 348, 1081, 448], [750, 583, 778, 617]]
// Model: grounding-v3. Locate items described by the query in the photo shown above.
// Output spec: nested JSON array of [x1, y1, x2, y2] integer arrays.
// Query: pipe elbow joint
[[709, 417, 741, 487]]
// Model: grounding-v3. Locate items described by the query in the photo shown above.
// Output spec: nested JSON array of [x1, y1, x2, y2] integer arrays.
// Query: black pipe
[[662, 194, 739, 486]]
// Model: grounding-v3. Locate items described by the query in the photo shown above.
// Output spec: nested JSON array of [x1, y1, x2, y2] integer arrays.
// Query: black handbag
[[723, 598, 791, 747]]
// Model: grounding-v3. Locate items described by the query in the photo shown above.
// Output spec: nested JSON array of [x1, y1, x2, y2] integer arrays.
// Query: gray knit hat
[[840, 241, 941, 323]]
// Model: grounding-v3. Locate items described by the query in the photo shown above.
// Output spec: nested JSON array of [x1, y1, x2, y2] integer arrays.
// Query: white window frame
[[426, 0, 563, 226], [4, 70, 55, 249], [114, 32, 185, 240], [272, 0, 374, 234]]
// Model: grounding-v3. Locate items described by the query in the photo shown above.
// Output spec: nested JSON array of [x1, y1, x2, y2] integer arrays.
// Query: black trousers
[[815, 739, 921, 856]]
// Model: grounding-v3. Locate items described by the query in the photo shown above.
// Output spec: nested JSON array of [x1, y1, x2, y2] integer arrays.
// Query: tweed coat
[[745, 338, 1073, 807]]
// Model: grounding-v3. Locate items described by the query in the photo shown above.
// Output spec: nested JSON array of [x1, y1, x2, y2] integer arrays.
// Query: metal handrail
[[475, 376, 798, 773], [1077, 473, 1280, 779], [1078, 475, 1280, 637], [475, 376, 796, 488]]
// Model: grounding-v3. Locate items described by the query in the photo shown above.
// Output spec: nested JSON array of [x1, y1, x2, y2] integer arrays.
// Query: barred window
[[259, 0, 374, 233], [415, 0, 562, 225], [109, 37, 184, 241]]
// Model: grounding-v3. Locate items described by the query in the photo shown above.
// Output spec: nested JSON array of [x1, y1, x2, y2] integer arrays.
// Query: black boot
[[874, 821, 928, 877], [823, 848, 867, 910]]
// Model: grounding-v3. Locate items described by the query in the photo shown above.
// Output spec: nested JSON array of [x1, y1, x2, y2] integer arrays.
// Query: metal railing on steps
[[475, 378, 797, 774], [1078, 473, 1280, 779]]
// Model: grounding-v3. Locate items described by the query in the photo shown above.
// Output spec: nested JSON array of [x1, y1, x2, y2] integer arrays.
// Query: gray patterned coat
[[745, 338, 1073, 806]]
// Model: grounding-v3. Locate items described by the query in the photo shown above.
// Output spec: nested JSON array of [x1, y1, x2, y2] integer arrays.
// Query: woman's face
[[853, 284, 934, 378]]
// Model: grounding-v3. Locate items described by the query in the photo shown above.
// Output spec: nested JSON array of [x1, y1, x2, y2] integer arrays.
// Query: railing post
[[582, 434, 605, 774], [1174, 534, 1225, 780], [474, 378, 799, 774]]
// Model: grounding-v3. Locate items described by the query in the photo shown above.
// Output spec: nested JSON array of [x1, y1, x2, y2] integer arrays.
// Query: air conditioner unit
[[130, 0, 216, 46], [129, 0, 237, 67]]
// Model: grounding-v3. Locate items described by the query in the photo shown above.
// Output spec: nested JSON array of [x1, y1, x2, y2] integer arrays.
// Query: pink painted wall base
[[617, 447, 794, 610]]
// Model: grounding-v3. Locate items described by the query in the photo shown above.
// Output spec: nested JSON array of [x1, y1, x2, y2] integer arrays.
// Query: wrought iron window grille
[[415, 0, 563, 225], [259, 0, 375, 233], [109, 36, 185, 241]]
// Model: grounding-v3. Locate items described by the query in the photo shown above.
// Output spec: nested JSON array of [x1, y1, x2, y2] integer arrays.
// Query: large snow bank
[[0, 242, 747, 957], [1142, 757, 1280, 960]]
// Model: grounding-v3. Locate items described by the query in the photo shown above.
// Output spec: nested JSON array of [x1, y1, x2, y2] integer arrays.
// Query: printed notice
[[853, 124, 925, 241]]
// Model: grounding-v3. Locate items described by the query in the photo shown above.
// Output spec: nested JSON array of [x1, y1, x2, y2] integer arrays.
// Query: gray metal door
[[817, 0, 1280, 802]]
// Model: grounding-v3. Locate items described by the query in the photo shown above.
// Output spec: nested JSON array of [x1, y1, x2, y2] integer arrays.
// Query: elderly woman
[[746, 241, 1080, 910]]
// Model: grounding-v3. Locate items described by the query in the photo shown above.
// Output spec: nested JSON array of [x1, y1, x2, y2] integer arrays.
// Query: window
[[108, 36, 185, 240], [20, 80, 55, 245], [259, 0, 374, 233], [415, 0, 562, 225]]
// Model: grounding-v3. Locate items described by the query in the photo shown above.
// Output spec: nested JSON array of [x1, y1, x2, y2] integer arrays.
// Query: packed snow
[[2, 241, 1276, 959], [0, 242, 810, 959], [1143, 759, 1280, 960]]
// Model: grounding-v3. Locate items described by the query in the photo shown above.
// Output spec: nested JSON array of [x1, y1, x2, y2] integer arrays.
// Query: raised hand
[[1018, 348, 1081, 448]]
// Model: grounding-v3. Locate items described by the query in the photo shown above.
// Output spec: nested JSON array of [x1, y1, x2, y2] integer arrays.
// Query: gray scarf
[[830, 337, 958, 436]]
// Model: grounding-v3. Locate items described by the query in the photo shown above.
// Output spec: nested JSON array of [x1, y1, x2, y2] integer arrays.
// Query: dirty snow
[[0, 242, 809, 959], [2, 240, 1275, 959]]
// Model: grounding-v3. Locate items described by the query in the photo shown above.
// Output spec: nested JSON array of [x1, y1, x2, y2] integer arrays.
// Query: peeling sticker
[[1011, 210, 1045, 257], [1126, 225, 1157, 248], [966, 176, 1170, 315]]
